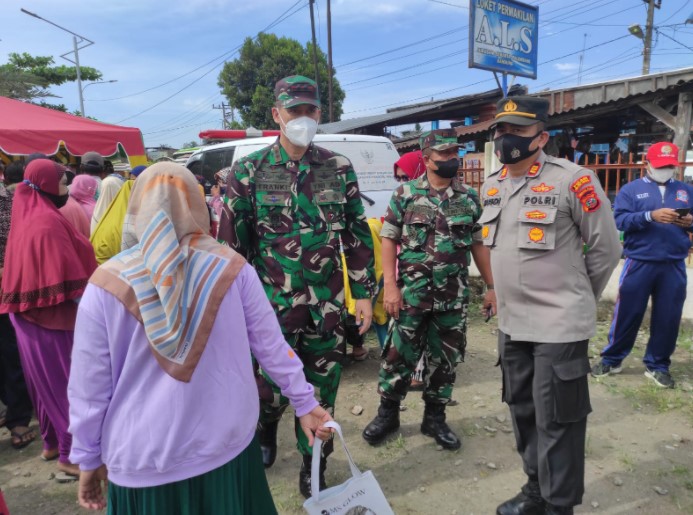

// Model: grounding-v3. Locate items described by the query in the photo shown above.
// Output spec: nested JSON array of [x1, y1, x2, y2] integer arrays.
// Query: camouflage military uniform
[[379, 173, 481, 404], [218, 139, 375, 455]]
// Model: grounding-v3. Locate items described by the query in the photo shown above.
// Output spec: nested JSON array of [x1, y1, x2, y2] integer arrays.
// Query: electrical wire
[[112, 1, 308, 124], [96, 0, 306, 103], [340, 0, 638, 84], [656, 28, 693, 51], [343, 33, 633, 114]]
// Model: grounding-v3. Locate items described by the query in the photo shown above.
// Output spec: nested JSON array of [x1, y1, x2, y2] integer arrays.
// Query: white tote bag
[[303, 421, 395, 515]]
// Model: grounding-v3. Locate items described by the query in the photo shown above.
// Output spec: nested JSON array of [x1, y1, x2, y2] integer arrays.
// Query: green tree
[[217, 33, 345, 128], [0, 52, 102, 111]]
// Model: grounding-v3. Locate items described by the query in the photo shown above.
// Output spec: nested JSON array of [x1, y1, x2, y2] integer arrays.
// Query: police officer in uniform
[[362, 132, 495, 451], [218, 75, 376, 498], [479, 97, 622, 515]]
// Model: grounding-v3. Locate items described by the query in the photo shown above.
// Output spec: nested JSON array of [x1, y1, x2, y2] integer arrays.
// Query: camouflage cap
[[274, 75, 320, 109], [494, 96, 549, 126], [419, 131, 460, 152]]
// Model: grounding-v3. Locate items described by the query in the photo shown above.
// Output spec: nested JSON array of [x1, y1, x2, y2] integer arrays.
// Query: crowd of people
[[0, 76, 689, 515]]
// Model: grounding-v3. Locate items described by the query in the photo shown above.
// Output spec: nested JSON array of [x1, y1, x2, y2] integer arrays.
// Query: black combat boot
[[299, 454, 327, 499], [545, 505, 573, 515], [420, 402, 461, 450], [496, 479, 545, 515], [362, 397, 400, 445], [257, 420, 278, 468]]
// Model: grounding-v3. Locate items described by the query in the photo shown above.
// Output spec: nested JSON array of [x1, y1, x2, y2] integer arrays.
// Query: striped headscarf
[[90, 162, 245, 382]]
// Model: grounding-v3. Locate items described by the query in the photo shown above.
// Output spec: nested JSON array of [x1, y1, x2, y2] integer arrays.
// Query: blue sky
[[4, 0, 693, 149]]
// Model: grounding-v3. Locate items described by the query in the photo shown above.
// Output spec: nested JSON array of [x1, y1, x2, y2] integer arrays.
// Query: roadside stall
[[0, 97, 147, 166]]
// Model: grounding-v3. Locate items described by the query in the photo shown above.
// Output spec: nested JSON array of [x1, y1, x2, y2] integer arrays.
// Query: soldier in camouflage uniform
[[218, 75, 375, 499], [362, 132, 496, 450]]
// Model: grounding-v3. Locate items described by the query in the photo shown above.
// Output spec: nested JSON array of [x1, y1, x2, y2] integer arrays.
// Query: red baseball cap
[[646, 142, 680, 168]]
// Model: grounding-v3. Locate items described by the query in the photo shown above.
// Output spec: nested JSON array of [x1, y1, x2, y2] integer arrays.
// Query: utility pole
[[642, 0, 660, 75], [21, 8, 94, 117], [577, 33, 587, 85], [309, 0, 321, 103], [327, 0, 334, 122], [213, 103, 232, 129]]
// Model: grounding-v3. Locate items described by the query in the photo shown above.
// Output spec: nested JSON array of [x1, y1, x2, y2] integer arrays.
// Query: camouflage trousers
[[259, 322, 344, 457], [378, 307, 467, 404]]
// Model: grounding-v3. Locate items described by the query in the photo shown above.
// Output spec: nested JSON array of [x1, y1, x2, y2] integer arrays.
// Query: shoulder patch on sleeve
[[580, 192, 601, 212], [571, 175, 592, 193]]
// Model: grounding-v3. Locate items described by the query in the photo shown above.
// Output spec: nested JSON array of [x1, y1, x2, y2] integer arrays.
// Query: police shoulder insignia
[[499, 167, 508, 181], [527, 162, 542, 177], [482, 226, 490, 239], [571, 175, 592, 192], [580, 193, 601, 213], [531, 182, 554, 193]]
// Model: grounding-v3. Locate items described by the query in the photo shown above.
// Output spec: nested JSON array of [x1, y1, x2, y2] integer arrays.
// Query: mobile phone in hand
[[675, 207, 690, 218]]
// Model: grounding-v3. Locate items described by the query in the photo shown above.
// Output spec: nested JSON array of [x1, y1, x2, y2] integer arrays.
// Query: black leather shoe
[[257, 420, 278, 468], [420, 402, 461, 450], [299, 454, 327, 499], [545, 504, 573, 515], [362, 397, 400, 445], [496, 481, 545, 515]]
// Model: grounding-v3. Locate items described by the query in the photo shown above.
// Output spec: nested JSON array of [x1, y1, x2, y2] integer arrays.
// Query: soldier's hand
[[354, 298, 373, 335], [651, 208, 679, 224], [383, 285, 403, 320], [673, 213, 693, 228]]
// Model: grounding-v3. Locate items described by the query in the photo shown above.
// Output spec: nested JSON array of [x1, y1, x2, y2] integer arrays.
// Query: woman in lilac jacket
[[68, 162, 332, 514]]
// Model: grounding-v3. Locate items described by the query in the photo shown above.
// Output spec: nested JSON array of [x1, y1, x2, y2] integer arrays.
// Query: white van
[[185, 134, 400, 219]]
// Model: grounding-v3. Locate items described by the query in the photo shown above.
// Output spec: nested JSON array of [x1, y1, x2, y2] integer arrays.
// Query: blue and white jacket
[[614, 177, 693, 262]]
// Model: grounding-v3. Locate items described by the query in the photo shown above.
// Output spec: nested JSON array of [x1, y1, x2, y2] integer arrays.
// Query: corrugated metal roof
[[455, 118, 496, 137], [538, 67, 693, 115], [317, 103, 440, 134], [317, 85, 527, 134]]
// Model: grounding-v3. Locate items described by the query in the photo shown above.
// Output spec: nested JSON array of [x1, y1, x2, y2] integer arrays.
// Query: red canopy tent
[[0, 97, 147, 165]]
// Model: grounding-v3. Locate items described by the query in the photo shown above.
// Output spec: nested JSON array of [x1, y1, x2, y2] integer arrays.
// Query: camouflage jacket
[[380, 174, 481, 313], [218, 139, 375, 334]]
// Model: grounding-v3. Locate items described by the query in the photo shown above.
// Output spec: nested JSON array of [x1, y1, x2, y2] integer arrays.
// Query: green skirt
[[108, 437, 277, 515]]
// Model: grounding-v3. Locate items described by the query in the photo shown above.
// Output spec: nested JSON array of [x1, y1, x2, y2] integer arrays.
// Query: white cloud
[[554, 62, 579, 72]]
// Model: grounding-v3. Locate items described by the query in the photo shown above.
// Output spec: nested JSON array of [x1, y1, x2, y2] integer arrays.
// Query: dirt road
[[1, 303, 692, 514]]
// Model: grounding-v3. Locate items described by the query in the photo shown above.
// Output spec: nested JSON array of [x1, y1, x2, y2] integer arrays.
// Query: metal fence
[[460, 154, 693, 196]]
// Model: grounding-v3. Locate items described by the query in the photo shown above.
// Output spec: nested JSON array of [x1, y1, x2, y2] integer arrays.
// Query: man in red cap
[[592, 142, 691, 389]]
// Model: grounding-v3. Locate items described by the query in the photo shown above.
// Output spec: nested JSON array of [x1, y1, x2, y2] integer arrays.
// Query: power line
[[656, 28, 693, 52], [340, 0, 633, 82], [112, 0, 308, 124], [343, 33, 633, 114], [342, 49, 467, 86], [426, 0, 468, 8], [143, 116, 221, 136], [342, 2, 639, 95], [103, 0, 306, 103]]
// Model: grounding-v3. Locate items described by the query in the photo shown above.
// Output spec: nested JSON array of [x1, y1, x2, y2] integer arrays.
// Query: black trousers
[[0, 314, 33, 429], [498, 331, 591, 508]]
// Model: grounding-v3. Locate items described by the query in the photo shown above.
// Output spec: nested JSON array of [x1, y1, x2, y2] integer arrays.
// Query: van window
[[201, 148, 235, 182]]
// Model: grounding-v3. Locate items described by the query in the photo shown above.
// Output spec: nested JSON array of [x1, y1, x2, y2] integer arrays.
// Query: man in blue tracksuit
[[592, 142, 690, 388]]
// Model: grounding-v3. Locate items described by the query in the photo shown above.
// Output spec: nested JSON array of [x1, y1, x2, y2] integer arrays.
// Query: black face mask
[[493, 132, 542, 164], [42, 191, 69, 209], [432, 158, 460, 179]]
